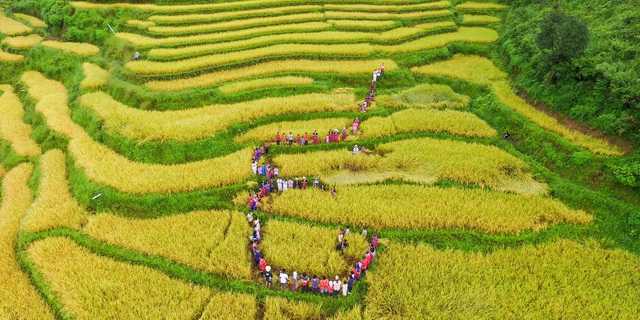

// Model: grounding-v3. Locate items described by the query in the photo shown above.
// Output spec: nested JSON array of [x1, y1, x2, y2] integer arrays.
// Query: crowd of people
[[243, 65, 386, 296]]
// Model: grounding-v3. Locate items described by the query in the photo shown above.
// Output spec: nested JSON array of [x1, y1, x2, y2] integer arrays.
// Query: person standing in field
[[264, 266, 273, 288], [279, 269, 289, 289]]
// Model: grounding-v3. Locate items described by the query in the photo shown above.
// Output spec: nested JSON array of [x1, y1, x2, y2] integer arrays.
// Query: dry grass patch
[[262, 220, 369, 277], [412, 54, 623, 155], [219, 76, 313, 94], [117, 22, 331, 49], [274, 137, 543, 195], [264, 184, 590, 234], [0, 164, 54, 319], [145, 59, 397, 91], [0, 13, 32, 35], [79, 90, 355, 141], [1, 34, 43, 49], [0, 85, 41, 157], [84, 210, 252, 279], [13, 13, 46, 28], [27, 237, 211, 319], [80, 63, 109, 89], [365, 240, 640, 319], [41, 40, 99, 56], [21, 150, 88, 233]]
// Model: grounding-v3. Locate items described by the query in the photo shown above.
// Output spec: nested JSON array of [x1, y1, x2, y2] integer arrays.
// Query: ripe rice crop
[[324, 1, 449, 12], [145, 59, 397, 91], [149, 5, 322, 25], [274, 137, 544, 195], [0, 164, 54, 319], [455, 1, 507, 13], [84, 210, 252, 279], [264, 297, 322, 320], [219, 76, 313, 94], [148, 13, 325, 36], [0, 49, 24, 62], [0, 85, 41, 157], [1, 34, 43, 49], [27, 237, 211, 319], [13, 13, 46, 28], [79, 90, 355, 141], [378, 83, 470, 109], [328, 19, 396, 31], [0, 13, 32, 35], [264, 184, 590, 234], [412, 55, 623, 155], [125, 19, 155, 30], [21, 150, 88, 233], [324, 10, 452, 21], [361, 108, 496, 138], [80, 63, 109, 89], [200, 292, 256, 320], [22, 71, 254, 194], [72, 0, 308, 13], [364, 240, 640, 319], [127, 43, 372, 75], [462, 14, 501, 25], [41, 40, 100, 56], [235, 117, 352, 143], [117, 22, 331, 49], [261, 220, 369, 277], [377, 27, 498, 53], [0, 165, 4, 178]]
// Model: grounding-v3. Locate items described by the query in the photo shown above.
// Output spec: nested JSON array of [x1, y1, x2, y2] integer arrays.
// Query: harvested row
[[261, 220, 369, 276], [80, 62, 109, 90], [148, 12, 326, 36], [365, 240, 640, 319], [149, 5, 323, 25], [378, 83, 471, 110], [412, 55, 623, 155], [147, 22, 458, 60], [1, 34, 43, 49], [12, 13, 46, 28], [21, 71, 254, 194], [272, 137, 544, 195], [41, 40, 100, 56], [264, 184, 591, 234], [116, 22, 332, 49], [84, 210, 252, 279], [0, 85, 41, 157], [0, 13, 32, 35], [145, 59, 398, 91], [28, 237, 209, 319], [0, 164, 54, 319], [127, 27, 496, 75], [235, 108, 495, 143], [219, 76, 314, 94], [21, 149, 88, 233], [78, 89, 356, 141], [0, 49, 24, 62]]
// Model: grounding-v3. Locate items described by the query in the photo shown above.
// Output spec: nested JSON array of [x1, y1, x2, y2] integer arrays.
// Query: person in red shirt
[[319, 277, 330, 294], [258, 258, 267, 275]]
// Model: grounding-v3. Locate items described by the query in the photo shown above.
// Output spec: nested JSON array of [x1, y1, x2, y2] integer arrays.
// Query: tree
[[536, 9, 589, 81]]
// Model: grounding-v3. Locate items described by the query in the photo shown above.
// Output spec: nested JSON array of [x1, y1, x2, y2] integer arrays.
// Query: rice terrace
[[1, 0, 639, 318]]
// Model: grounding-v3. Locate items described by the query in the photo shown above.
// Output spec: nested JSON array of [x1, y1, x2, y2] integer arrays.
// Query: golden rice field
[[1, 0, 636, 318], [272, 137, 547, 195], [261, 220, 369, 276], [365, 240, 640, 319], [264, 185, 590, 234]]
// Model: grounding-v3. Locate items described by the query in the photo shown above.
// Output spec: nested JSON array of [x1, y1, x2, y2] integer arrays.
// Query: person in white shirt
[[341, 280, 348, 296], [251, 161, 258, 175], [291, 271, 298, 291], [333, 276, 342, 296], [279, 269, 289, 289]]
